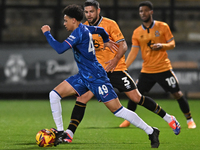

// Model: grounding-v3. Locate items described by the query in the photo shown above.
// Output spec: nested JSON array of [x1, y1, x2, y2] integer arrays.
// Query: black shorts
[[137, 70, 180, 94], [107, 70, 137, 92]]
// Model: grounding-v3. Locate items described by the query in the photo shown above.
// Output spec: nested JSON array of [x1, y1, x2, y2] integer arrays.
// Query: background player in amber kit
[[119, 1, 196, 129], [63, 0, 180, 144]]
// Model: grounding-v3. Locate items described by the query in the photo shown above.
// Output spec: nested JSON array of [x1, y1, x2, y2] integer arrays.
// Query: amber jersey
[[132, 20, 174, 73], [84, 16, 127, 71]]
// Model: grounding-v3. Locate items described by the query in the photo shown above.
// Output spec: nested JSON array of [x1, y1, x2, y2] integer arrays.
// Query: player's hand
[[104, 40, 118, 53], [151, 43, 163, 51], [105, 57, 118, 72], [41, 25, 51, 33]]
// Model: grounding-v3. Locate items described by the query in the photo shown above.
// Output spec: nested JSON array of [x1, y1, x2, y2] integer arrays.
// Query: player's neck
[[89, 15, 101, 26], [72, 22, 81, 31], [143, 19, 153, 28]]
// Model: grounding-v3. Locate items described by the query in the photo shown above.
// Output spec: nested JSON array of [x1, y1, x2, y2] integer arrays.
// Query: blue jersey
[[44, 23, 109, 81], [44, 23, 118, 102]]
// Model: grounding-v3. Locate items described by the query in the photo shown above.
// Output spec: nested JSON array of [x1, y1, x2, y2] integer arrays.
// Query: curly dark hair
[[62, 4, 83, 21], [138, 1, 153, 10]]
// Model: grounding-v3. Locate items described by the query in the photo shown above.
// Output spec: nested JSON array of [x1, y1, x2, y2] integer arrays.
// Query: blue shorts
[[66, 73, 118, 103]]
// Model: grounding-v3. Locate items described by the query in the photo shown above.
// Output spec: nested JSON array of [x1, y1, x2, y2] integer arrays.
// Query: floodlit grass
[[0, 99, 199, 150]]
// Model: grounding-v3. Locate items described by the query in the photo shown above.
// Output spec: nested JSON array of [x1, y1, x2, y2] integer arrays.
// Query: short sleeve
[[131, 30, 140, 47], [109, 21, 125, 43], [163, 23, 174, 42]]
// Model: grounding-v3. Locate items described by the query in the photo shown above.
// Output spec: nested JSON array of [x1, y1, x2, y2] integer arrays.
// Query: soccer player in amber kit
[[119, 1, 196, 129]]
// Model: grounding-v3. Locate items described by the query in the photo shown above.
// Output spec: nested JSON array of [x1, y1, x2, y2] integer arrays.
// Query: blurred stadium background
[[0, 0, 200, 99]]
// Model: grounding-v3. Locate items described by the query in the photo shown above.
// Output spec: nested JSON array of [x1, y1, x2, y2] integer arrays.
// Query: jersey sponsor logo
[[68, 35, 76, 41], [93, 39, 100, 49], [147, 40, 155, 50]]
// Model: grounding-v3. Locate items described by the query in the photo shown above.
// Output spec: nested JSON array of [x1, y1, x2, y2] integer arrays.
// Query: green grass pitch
[[0, 99, 199, 150]]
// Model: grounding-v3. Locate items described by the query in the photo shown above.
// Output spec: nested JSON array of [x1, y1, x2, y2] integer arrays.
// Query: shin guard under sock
[[177, 96, 191, 119], [138, 96, 166, 118], [49, 90, 63, 131], [114, 106, 153, 135], [67, 101, 86, 134], [127, 99, 137, 111]]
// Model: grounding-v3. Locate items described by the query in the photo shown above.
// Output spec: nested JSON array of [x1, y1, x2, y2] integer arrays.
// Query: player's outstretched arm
[[41, 25, 71, 54], [87, 26, 109, 42], [87, 25, 118, 53]]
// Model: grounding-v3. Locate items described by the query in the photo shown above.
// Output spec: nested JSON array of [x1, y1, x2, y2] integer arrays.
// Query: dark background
[[0, 0, 200, 99]]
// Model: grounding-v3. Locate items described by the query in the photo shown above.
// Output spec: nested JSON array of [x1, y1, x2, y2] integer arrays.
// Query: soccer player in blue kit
[[41, 4, 160, 148]]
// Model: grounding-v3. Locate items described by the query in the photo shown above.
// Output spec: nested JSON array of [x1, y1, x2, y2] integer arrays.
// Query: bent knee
[[172, 91, 183, 99], [125, 89, 141, 103], [49, 90, 61, 103]]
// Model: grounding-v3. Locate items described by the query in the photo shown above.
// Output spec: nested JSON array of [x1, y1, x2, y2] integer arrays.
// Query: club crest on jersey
[[155, 30, 160, 37]]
